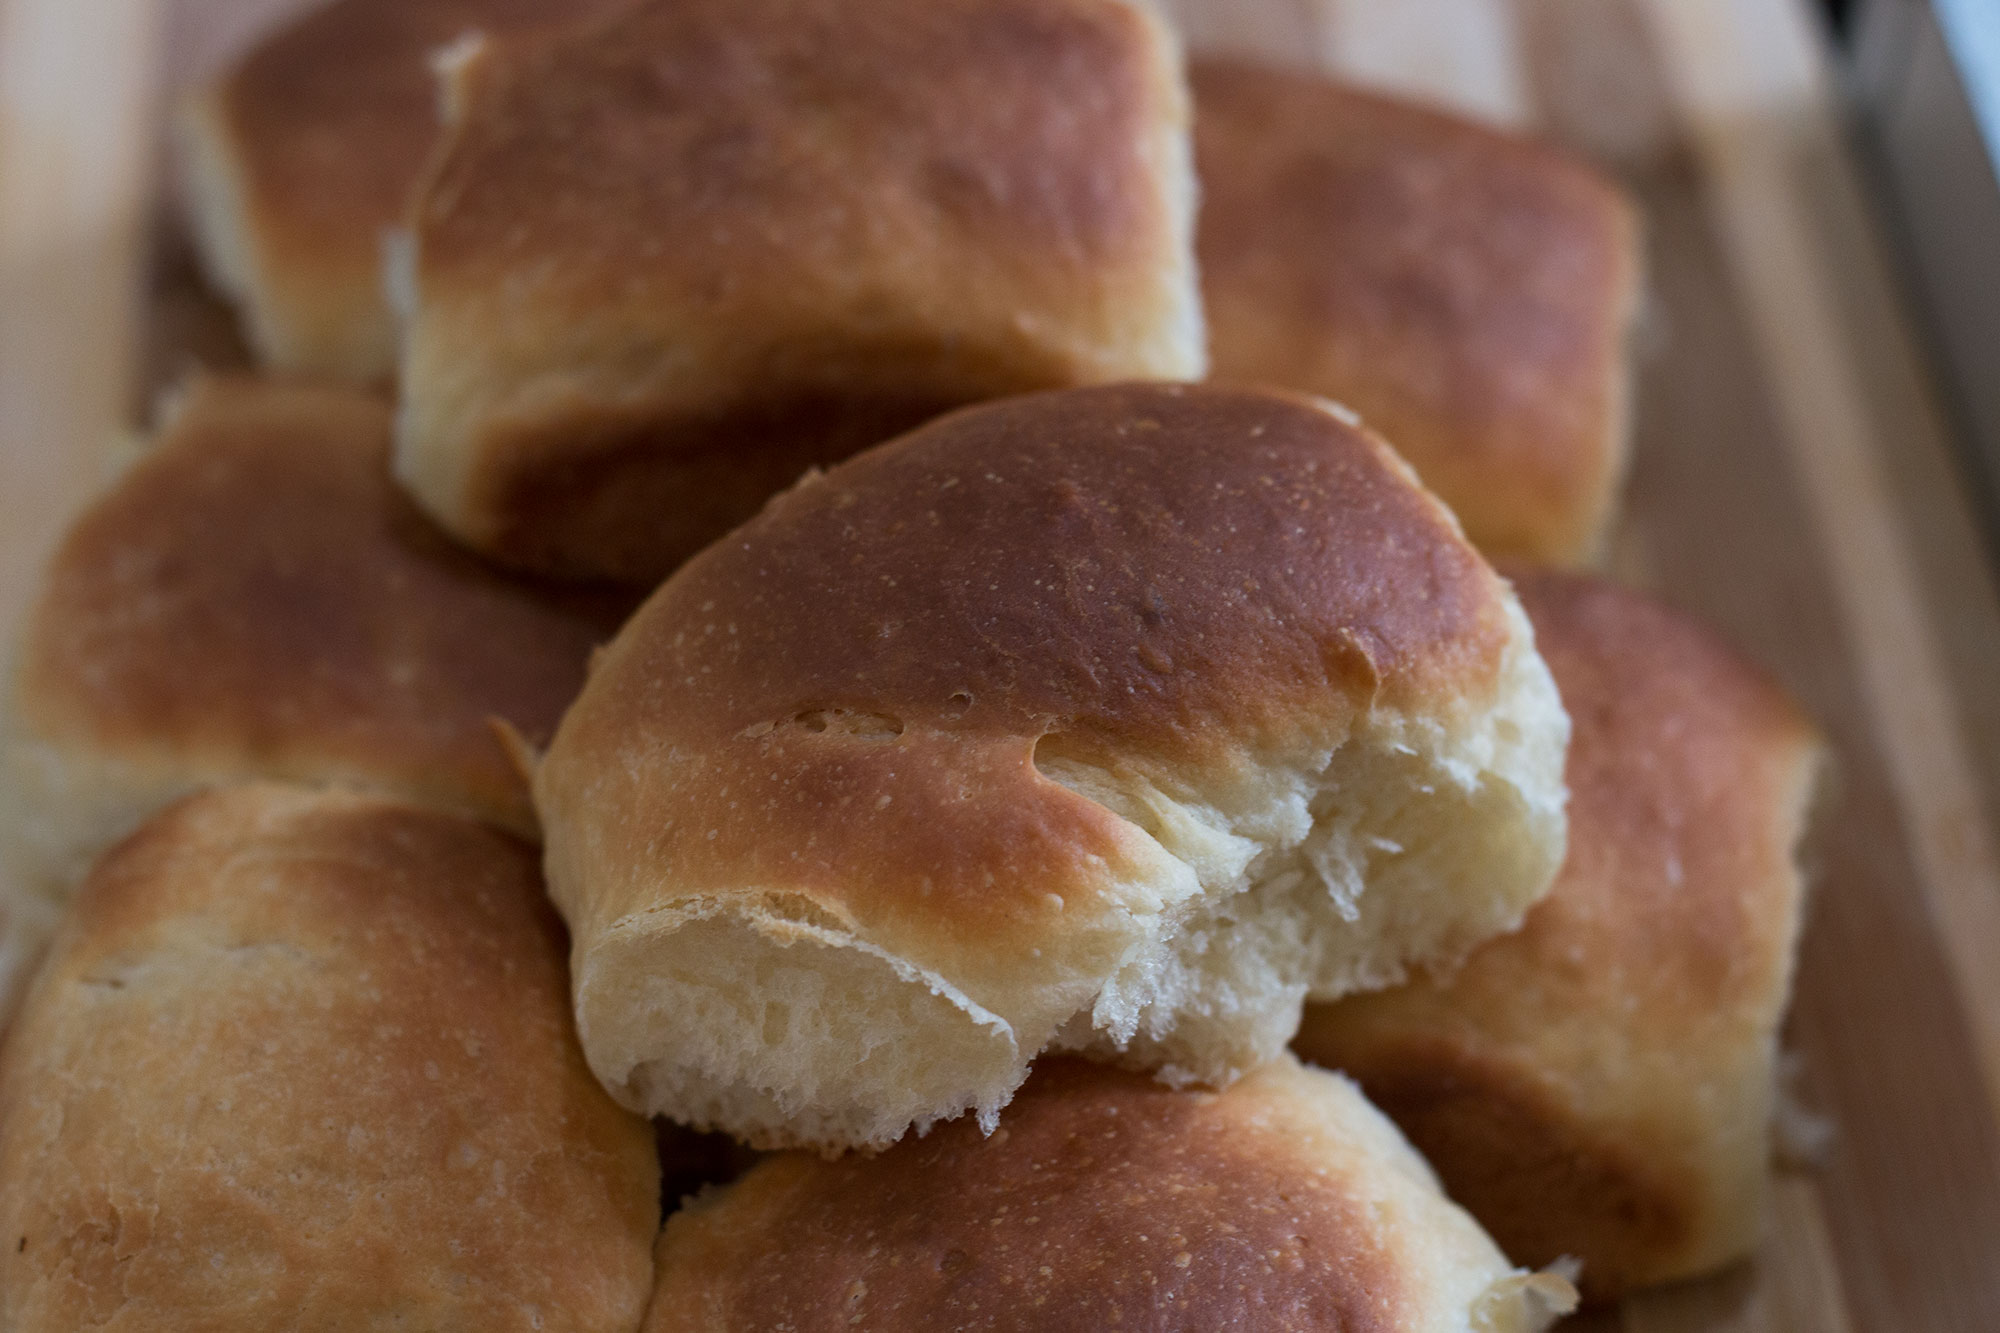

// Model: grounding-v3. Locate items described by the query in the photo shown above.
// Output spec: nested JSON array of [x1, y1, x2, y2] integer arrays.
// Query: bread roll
[[1295, 569, 1823, 1296], [176, 0, 622, 381], [1193, 58, 1642, 565], [0, 784, 659, 1330], [395, 0, 1205, 583], [536, 382, 1570, 1151], [645, 1055, 1576, 1332], [0, 377, 630, 1004]]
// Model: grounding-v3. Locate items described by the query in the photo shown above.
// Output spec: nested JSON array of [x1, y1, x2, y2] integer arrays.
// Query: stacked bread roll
[[0, 0, 1824, 1327]]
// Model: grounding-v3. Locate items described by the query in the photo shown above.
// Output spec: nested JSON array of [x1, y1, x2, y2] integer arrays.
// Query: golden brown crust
[[187, 0, 623, 377], [400, 0, 1203, 582], [542, 381, 1517, 1009], [534, 382, 1570, 1150], [11, 376, 633, 842], [644, 1056, 1567, 1332], [1296, 568, 1824, 1296], [0, 785, 658, 1330], [1192, 58, 1642, 565]]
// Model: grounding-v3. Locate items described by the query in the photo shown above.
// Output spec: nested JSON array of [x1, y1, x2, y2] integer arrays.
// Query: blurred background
[[1836, 0, 2000, 563]]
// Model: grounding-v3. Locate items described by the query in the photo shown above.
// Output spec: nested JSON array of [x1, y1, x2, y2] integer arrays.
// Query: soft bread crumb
[[589, 906, 1025, 1152], [537, 383, 1572, 1153]]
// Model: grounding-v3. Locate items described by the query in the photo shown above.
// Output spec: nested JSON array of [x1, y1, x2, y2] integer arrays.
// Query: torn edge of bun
[[1480, 1263, 1580, 1331]]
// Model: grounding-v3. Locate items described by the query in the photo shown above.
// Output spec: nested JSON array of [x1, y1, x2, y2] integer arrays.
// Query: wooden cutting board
[[3, 0, 1998, 1327]]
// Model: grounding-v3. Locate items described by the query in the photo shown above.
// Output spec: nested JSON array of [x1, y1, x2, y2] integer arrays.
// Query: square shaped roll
[[176, 0, 623, 381], [395, 0, 1205, 583], [0, 785, 659, 1330], [1193, 58, 1642, 565], [1296, 569, 1824, 1296], [535, 384, 1570, 1153]]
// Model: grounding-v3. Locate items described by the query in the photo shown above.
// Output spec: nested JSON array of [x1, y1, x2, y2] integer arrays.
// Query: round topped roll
[[0, 784, 659, 1330], [536, 382, 1570, 1151], [645, 1054, 1576, 1331], [0, 377, 631, 1012], [176, 0, 623, 381], [1296, 569, 1823, 1296], [1193, 57, 1642, 565], [395, 0, 1204, 582]]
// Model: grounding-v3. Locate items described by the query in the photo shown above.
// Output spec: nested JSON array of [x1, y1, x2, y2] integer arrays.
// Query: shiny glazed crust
[[643, 1055, 1575, 1332], [1193, 57, 1642, 565], [1296, 569, 1823, 1296], [0, 785, 659, 1330], [396, 0, 1205, 582], [536, 382, 1570, 1150]]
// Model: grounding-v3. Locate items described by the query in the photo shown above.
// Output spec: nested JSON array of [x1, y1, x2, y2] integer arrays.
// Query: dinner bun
[[0, 784, 658, 1330], [536, 382, 1569, 1150], [1296, 569, 1823, 1296], [175, 0, 621, 381], [395, 0, 1204, 582], [0, 377, 629, 998], [645, 1055, 1575, 1331], [1193, 57, 1642, 565]]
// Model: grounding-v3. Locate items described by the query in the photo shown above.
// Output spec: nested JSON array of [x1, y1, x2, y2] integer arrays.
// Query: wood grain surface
[[3, 0, 1998, 1327]]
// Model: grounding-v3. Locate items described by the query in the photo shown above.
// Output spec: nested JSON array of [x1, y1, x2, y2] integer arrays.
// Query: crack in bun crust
[[537, 382, 1570, 1151], [1193, 57, 1642, 566], [642, 1056, 1576, 1332], [396, 0, 1205, 582]]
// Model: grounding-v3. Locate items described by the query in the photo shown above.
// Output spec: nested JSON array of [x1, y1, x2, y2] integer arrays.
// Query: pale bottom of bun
[[0, 725, 538, 1023], [0, 745, 227, 1029], [570, 676, 1567, 1154], [0, 734, 200, 1024], [175, 94, 262, 348], [174, 93, 397, 382], [0, 735, 118, 1018], [0, 888, 56, 1035], [591, 906, 1025, 1153], [0, 731, 206, 913]]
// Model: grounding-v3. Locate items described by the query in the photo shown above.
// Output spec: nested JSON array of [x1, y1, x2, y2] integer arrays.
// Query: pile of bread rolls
[[0, 0, 1824, 1327]]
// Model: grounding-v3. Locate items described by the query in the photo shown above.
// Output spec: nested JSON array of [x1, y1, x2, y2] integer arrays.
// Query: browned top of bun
[[1193, 58, 1641, 564], [13, 377, 631, 835], [206, 0, 621, 279], [417, 0, 1184, 358], [0, 784, 657, 1330], [645, 1056, 1566, 1331], [541, 383, 1518, 984], [396, 0, 1201, 583]]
